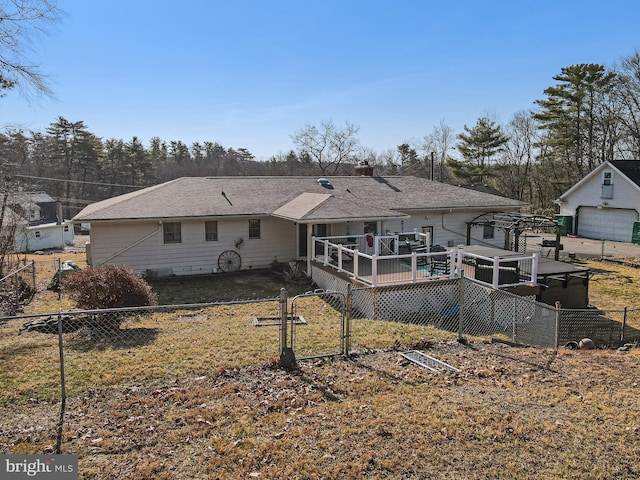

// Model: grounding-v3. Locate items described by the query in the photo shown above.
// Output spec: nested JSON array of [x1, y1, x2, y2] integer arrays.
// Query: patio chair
[[430, 245, 449, 274], [406, 239, 428, 266]]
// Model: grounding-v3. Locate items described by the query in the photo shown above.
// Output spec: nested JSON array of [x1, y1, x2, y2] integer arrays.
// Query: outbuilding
[[556, 160, 640, 242]]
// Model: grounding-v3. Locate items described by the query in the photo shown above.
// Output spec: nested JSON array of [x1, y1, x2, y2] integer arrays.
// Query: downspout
[[306, 223, 313, 275], [97, 222, 162, 266], [441, 212, 471, 244]]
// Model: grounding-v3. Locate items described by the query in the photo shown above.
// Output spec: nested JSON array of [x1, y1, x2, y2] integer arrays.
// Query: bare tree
[[291, 120, 360, 175], [0, 0, 60, 97], [421, 120, 455, 182], [495, 111, 538, 202], [613, 50, 640, 158]]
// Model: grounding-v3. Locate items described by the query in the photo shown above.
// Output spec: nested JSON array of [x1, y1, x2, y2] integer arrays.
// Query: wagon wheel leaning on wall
[[218, 250, 241, 272]]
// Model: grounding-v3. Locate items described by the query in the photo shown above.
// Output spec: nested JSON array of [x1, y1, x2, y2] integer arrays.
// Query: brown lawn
[[0, 253, 639, 479]]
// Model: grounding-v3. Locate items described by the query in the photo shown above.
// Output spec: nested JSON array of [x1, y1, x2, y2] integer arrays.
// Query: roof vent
[[317, 178, 333, 189]]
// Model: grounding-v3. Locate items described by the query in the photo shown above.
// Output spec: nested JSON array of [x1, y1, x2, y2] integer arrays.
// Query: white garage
[[577, 207, 638, 242]]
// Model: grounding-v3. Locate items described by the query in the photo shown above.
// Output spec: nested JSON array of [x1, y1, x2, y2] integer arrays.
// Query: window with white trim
[[163, 222, 182, 244], [249, 219, 261, 239], [205, 221, 218, 241]]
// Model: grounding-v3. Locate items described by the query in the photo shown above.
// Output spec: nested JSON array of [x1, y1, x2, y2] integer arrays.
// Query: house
[[72, 171, 526, 278], [14, 221, 75, 252], [556, 160, 640, 242], [6, 191, 60, 225], [1, 191, 74, 253]]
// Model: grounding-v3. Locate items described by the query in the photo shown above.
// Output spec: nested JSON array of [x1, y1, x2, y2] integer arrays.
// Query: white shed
[[14, 221, 75, 253]]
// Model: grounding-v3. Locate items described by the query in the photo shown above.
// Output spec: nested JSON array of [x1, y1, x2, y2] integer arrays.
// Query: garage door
[[578, 207, 638, 242]]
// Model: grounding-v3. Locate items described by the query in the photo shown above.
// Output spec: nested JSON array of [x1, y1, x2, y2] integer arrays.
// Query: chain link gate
[[279, 288, 348, 368]]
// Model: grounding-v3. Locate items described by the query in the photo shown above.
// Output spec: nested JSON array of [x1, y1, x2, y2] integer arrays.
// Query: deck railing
[[313, 235, 538, 289], [313, 235, 452, 287], [458, 249, 538, 289]]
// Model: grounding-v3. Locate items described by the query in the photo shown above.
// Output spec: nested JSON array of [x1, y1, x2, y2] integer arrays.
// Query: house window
[[64, 225, 69, 232], [35, 231, 41, 238], [483, 224, 494, 239], [249, 219, 261, 239], [314, 224, 328, 237], [601, 170, 614, 199], [364, 221, 377, 235], [205, 221, 218, 241], [163, 222, 182, 244]]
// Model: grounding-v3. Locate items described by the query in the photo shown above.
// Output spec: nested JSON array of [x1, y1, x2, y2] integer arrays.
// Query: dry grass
[[583, 259, 640, 310], [1, 253, 639, 478], [1, 344, 638, 479]]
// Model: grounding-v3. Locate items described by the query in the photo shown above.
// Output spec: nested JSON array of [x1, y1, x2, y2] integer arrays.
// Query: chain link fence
[[287, 290, 347, 360], [0, 261, 37, 316], [349, 277, 640, 349], [2, 271, 639, 455]]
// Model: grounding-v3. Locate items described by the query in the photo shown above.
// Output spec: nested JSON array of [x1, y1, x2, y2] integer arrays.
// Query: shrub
[[62, 264, 158, 310]]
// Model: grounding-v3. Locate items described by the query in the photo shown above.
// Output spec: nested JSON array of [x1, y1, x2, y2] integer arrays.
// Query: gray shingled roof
[[611, 160, 640, 186], [6, 191, 56, 205], [73, 176, 526, 222], [272, 192, 408, 221]]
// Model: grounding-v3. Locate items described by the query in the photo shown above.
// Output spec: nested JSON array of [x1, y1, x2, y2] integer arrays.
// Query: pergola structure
[[466, 212, 562, 260]]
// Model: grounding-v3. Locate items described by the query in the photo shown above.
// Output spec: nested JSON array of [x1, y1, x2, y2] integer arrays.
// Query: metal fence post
[[555, 301, 561, 350], [31, 260, 36, 292], [55, 313, 67, 454], [279, 288, 287, 351], [512, 297, 517, 343], [279, 288, 296, 370], [344, 284, 352, 356]]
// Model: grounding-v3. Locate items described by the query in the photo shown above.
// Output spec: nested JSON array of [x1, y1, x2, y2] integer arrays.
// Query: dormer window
[[601, 170, 613, 199]]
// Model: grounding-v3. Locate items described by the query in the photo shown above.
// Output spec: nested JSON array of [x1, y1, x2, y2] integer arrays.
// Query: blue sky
[[3, 0, 639, 159]]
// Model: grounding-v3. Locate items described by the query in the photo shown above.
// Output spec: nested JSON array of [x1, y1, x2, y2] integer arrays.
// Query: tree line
[[3, 52, 640, 219], [2, 2, 640, 220]]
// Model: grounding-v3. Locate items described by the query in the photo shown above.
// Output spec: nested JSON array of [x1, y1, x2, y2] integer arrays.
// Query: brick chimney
[[354, 160, 374, 176]]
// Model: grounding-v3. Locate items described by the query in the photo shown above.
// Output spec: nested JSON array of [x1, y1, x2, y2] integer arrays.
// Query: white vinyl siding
[[14, 222, 75, 253], [559, 163, 640, 242], [89, 218, 297, 276], [560, 164, 640, 218], [381, 209, 515, 249]]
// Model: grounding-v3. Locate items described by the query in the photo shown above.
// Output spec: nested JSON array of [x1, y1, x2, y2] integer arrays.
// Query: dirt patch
[[147, 270, 314, 304]]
